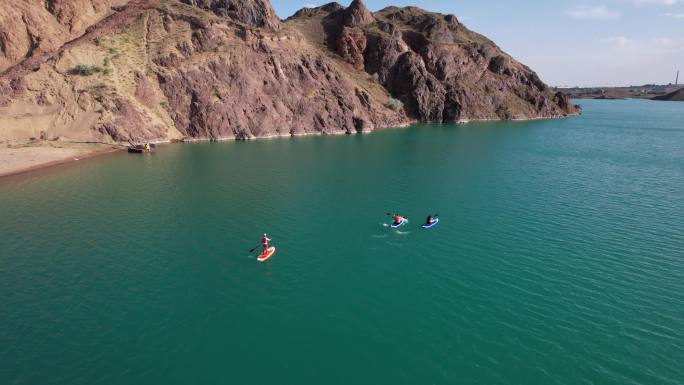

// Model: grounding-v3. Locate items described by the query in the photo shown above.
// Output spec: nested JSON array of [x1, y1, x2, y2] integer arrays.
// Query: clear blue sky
[[272, 0, 684, 87]]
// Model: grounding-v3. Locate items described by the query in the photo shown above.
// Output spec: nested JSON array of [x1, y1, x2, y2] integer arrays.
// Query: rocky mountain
[[0, 0, 579, 144]]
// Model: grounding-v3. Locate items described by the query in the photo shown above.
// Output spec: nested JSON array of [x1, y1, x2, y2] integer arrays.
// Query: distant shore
[[557, 84, 683, 100], [0, 143, 121, 179]]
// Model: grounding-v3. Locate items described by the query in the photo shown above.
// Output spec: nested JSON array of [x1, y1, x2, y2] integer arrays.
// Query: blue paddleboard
[[422, 218, 439, 229]]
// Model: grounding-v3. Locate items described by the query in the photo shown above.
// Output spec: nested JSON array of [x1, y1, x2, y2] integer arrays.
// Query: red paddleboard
[[257, 247, 276, 262]]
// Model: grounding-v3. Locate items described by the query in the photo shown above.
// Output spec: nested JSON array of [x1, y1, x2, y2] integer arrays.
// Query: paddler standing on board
[[261, 233, 271, 253], [252, 234, 276, 262]]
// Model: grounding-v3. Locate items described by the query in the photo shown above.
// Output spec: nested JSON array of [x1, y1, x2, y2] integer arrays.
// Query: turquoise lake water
[[1, 99, 683, 384]]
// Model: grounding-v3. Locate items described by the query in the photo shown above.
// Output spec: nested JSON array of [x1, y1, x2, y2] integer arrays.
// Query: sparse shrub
[[102, 68, 112, 75], [103, 57, 111, 67], [108, 47, 118, 55], [72, 64, 102, 76], [385, 97, 404, 111]]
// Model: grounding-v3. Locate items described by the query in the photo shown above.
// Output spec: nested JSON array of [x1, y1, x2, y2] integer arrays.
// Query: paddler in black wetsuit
[[425, 215, 435, 226]]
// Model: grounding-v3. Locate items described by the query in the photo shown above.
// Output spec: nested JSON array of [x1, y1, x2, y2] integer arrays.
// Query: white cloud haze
[[567, 6, 621, 19], [631, 0, 683, 5], [599, 36, 632, 46]]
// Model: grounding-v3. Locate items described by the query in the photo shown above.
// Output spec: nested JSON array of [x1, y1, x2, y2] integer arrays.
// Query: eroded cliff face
[[0, 0, 130, 73], [323, 4, 579, 122], [0, 0, 578, 145], [179, 0, 281, 30]]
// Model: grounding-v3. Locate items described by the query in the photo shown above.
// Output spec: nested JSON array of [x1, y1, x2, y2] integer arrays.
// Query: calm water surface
[[1, 99, 683, 384]]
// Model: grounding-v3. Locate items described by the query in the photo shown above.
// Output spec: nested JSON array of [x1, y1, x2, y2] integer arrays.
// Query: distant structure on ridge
[[676, 70, 679, 86]]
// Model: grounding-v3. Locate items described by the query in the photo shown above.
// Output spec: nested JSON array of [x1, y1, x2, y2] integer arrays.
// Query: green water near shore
[[1, 99, 683, 384]]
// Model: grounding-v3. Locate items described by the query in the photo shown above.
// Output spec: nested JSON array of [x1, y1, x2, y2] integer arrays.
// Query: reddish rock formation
[[553, 92, 581, 115], [343, 0, 374, 27], [179, 0, 281, 31], [335, 27, 367, 69], [288, 3, 344, 20], [359, 5, 578, 121], [387, 52, 446, 122], [156, 36, 400, 138], [0, 0, 579, 145]]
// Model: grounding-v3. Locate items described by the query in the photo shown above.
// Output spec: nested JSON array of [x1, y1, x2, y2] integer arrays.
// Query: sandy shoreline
[[0, 129, 401, 178], [0, 113, 578, 179], [0, 143, 121, 178]]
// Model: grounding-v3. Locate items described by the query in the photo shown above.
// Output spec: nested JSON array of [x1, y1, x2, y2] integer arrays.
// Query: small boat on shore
[[127, 143, 156, 153]]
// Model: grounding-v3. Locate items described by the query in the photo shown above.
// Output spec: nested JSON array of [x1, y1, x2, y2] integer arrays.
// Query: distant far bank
[[557, 84, 683, 101]]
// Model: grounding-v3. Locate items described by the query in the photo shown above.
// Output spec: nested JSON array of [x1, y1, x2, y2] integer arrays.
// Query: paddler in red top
[[261, 233, 271, 252], [391, 214, 406, 226], [393, 215, 402, 225]]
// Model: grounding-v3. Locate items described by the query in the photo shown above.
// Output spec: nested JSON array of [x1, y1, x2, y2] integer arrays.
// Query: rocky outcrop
[[364, 24, 407, 83], [553, 92, 581, 114], [312, 1, 577, 122], [330, 1, 373, 69], [335, 28, 367, 69], [288, 3, 344, 19], [387, 52, 445, 122], [156, 27, 401, 138], [342, 0, 374, 27], [180, 0, 281, 30], [0, 0, 578, 146], [363, 5, 578, 121]]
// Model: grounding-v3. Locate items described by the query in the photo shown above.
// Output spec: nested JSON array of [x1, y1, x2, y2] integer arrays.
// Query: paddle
[[386, 213, 408, 219], [250, 235, 273, 253], [249, 244, 262, 253]]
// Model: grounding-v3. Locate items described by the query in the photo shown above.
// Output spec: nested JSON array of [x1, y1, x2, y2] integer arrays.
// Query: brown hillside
[[0, 0, 579, 145]]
